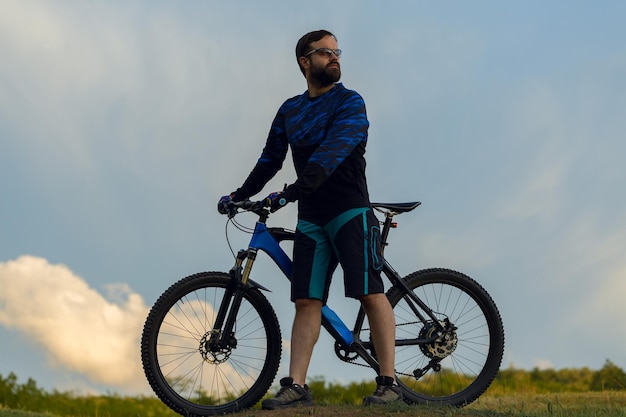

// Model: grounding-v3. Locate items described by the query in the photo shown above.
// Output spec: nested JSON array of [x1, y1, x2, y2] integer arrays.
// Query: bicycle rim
[[388, 268, 504, 406], [141, 272, 281, 416]]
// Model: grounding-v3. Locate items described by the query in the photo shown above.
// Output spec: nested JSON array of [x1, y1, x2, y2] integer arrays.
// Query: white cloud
[[0, 256, 149, 392], [0, 255, 292, 396]]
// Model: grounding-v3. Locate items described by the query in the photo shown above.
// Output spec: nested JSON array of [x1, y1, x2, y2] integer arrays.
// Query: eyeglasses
[[304, 48, 342, 58]]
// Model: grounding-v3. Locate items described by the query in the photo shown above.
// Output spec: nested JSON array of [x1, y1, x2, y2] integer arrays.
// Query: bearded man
[[218, 29, 401, 409]]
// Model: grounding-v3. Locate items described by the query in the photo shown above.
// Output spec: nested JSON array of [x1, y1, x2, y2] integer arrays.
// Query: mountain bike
[[141, 200, 505, 416]]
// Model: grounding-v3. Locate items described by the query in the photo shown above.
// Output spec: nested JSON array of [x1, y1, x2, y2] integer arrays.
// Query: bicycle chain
[[339, 321, 421, 378]]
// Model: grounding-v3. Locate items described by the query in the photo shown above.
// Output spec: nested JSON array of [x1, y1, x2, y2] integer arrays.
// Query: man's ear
[[299, 56, 310, 72]]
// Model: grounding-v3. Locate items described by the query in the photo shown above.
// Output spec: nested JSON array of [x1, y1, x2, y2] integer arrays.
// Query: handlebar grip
[[231, 199, 269, 214]]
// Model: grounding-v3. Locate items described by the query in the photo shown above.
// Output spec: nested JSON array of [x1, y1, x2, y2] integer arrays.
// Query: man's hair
[[295, 29, 336, 76]]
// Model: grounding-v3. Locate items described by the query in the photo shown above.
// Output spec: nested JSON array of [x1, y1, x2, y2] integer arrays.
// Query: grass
[[469, 391, 626, 416], [4, 392, 625, 417], [0, 412, 60, 417]]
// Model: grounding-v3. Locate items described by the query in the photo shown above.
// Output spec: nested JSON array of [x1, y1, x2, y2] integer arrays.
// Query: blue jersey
[[235, 83, 371, 222]]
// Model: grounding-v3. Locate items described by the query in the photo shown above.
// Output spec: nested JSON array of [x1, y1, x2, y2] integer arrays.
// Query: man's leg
[[289, 298, 323, 385], [361, 292, 403, 405], [261, 298, 321, 410], [262, 218, 334, 410], [288, 219, 336, 385], [360, 293, 395, 378]]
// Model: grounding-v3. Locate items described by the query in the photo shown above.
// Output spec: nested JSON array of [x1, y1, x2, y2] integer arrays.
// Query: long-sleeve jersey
[[234, 83, 371, 222]]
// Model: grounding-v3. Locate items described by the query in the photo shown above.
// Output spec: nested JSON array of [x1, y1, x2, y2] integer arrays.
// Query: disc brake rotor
[[199, 331, 233, 364]]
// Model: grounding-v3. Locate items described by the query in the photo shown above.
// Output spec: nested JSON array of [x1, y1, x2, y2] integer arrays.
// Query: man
[[218, 29, 401, 409]]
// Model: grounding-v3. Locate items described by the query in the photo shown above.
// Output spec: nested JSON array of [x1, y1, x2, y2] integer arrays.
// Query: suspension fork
[[209, 248, 258, 349]]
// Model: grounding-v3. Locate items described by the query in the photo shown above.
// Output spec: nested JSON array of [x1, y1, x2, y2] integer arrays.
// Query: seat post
[[379, 211, 395, 255]]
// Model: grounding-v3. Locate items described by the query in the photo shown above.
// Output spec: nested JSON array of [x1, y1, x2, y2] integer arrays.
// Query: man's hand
[[264, 191, 289, 212], [217, 194, 236, 217]]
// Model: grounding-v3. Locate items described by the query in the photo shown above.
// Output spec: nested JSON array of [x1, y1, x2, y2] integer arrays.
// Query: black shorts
[[291, 207, 384, 302]]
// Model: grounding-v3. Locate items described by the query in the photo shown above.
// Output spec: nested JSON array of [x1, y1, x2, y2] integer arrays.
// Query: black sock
[[376, 375, 395, 386]]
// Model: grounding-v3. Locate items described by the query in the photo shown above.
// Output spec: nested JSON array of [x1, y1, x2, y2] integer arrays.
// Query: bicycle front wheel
[[386, 268, 504, 406], [141, 272, 282, 416]]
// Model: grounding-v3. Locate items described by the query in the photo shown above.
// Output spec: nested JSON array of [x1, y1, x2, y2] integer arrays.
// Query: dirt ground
[[228, 403, 483, 417]]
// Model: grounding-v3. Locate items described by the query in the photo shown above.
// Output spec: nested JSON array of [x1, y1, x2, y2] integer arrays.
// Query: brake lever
[[226, 201, 238, 219]]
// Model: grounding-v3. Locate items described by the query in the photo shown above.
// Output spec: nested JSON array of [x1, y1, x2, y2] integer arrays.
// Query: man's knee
[[359, 293, 390, 311], [295, 298, 323, 312]]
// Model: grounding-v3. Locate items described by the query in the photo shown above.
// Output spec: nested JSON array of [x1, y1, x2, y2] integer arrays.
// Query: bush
[[590, 359, 626, 391]]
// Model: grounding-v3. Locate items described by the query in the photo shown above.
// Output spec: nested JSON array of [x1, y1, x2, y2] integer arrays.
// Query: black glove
[[217, 194, 237, 218], [263, 191, 289, 212]]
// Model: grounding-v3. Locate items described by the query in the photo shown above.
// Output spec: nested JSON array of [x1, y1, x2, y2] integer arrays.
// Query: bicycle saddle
[[371, 201, 421, 213]]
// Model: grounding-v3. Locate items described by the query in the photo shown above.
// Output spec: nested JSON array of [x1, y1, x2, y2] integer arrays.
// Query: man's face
[[305, 35, 341, 87]]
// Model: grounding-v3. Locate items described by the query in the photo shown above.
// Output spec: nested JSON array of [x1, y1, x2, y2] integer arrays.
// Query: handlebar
[[221, 199, 270, 221], [220, 198, 421, 222]]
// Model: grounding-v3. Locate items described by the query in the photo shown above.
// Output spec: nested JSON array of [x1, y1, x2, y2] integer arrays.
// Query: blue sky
[[1, 1, 625, 395]]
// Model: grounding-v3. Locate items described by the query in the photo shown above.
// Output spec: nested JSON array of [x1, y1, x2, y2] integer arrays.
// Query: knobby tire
[[141, 272, 281, 416], [386, 268, 504, 406]]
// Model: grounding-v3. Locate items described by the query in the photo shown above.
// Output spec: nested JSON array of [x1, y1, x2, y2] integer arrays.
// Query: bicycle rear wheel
[[386, 268, 504, 406], [141, 272, 281, 416]]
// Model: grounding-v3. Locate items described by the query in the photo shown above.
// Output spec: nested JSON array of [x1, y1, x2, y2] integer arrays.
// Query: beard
[[309, 61, 341, 88]]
